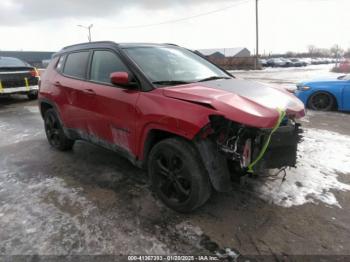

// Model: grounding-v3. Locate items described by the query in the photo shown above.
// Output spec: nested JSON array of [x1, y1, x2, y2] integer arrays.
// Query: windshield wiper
[[196, 76, 231, 82], [152, 80, 191, 86]]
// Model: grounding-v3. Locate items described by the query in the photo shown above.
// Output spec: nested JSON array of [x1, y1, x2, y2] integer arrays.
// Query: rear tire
[[148, 137, 212, 213], [44, 109, 74, 151], [27, 91, 38, 100]]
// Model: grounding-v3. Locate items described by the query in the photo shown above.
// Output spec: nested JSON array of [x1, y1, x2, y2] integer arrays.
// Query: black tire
[[148, 137, 212, 213], [44, 109, 74, 151], [27, 92, 38, 100], [308, 92, 334, 111]]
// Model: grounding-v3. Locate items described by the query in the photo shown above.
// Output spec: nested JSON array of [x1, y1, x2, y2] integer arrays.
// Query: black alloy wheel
[[154, 147, 191, 203], [148, 138, 211, 213], [308, 92, 334, 111], [44, 109, 74, 151]]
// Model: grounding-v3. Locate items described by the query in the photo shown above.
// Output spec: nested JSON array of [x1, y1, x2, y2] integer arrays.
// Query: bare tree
[[330, 44, 344, 66], [308, 45, 317, 57], [330, 44, 344, 57], [344, 48, 350, 58]]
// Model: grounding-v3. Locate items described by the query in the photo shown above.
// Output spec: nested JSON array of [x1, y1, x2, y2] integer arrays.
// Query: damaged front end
[[195, 115, 301, 192]]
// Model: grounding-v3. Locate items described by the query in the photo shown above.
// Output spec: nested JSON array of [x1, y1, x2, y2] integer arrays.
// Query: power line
[[107, 0, 250, 30]]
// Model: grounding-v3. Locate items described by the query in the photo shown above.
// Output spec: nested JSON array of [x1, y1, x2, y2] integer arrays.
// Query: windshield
[[0, 57, 28, 68], [124, 46, 230, 86]]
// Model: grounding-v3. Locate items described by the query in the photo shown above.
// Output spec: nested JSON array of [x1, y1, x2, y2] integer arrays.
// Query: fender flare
[[194, 138, 232, 192]]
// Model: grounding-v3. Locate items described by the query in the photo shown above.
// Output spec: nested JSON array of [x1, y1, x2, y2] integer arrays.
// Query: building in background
[[196, 47, 255, 70], [196, 47, 251, 58], [0, 51, 55, 68]]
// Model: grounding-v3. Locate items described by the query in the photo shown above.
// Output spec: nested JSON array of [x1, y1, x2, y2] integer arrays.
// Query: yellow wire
[[247, 108, 286, 174]]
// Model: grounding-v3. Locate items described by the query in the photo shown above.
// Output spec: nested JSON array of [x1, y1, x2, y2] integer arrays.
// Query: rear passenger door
[[56, 51, 91, 131], [83, 49, 140, 156]]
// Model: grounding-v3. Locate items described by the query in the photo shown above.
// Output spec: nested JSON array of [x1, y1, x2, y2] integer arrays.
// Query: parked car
[[311, 58, 322, 65], [338, 60, 350, 73], [300, 58, 312, 65], [39, 42, 305, 212], [259, 58, 268, 67], [295, 74, 350, 111], [266, 58, 287, 67], [280, 58, 293, 67], [0, 56, 40, 99], [290, 58, 307, 67]]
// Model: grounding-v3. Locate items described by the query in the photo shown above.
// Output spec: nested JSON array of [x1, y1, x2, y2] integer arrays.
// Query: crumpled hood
[[162, 78, 305, 128]]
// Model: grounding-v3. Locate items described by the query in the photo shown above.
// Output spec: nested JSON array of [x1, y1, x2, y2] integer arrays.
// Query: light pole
[[255, 0, 259, 70], [77, 24, 93, 42]]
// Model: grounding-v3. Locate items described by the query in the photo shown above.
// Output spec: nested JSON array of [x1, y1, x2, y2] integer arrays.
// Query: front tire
[[308, 92, 334, 111], [44, 109, 74, 151], [148, 138, 212, 213]]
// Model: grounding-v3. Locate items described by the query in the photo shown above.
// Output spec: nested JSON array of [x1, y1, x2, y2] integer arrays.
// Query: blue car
[[295, 74, 350, 111]]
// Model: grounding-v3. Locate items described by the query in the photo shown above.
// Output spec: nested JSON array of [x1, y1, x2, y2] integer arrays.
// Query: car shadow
[[0, 95, 33, 108]]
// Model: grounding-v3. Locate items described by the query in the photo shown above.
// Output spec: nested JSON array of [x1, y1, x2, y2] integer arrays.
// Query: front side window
[[63, 51, 89, 79], [124, 46, 230, 86], [90, 50, 130, 84]]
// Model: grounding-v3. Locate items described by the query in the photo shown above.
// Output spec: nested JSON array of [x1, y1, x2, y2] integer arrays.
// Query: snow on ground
[[253, 128, 350, 208], [231, 64, 343, 91], [0, 168, 170, 255], [0, 105, 43, 146], [0, 120, 43, 146]]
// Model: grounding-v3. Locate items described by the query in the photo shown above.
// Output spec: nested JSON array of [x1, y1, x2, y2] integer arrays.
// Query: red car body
[[338, 60, 350, 73], [41, 63, 304, 156], [39, 42, 304, 211]]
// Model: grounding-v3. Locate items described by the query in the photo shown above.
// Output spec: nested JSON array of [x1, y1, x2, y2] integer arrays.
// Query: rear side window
[[90, 50, 130, 84], [56, 55, 65, 72], [63, 52, 89, 79]]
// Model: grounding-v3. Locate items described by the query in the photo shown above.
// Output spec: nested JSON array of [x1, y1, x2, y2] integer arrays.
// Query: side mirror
[[110, 72, 130, 86]]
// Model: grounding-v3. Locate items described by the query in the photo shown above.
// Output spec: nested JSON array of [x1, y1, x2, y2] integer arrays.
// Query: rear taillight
[[30, 68, 40, 77]]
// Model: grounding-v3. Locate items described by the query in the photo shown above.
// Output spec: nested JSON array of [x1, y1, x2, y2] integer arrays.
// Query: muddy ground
[[0, 65, 349, 261]]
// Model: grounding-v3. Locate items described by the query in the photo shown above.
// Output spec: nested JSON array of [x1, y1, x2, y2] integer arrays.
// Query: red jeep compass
[[39, 41, 305, 212]]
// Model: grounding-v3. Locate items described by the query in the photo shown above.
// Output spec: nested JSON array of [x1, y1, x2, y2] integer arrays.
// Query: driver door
[[83, 49, 140, 155]]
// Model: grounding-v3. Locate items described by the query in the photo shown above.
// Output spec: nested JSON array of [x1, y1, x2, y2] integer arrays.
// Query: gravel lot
[[1, 65, 349, 260]]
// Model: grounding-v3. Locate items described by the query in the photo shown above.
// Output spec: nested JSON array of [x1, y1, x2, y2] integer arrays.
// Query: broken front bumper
[[255, 123, 301, 171], [195, 116, 301, 192]]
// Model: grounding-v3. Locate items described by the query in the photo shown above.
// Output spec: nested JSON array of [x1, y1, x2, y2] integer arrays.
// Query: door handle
[[53, 81, 61, 86], [83, 89, 96, 95]]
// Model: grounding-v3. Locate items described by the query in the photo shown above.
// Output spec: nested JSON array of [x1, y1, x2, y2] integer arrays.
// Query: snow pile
[[0, 120, 43, 146], [254, 128, 350, 208], [0, 170, 171, 255]]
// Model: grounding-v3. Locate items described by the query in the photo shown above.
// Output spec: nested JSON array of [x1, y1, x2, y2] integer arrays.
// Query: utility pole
[[77, 24, 93, 42], [255, 0, 259, 70]]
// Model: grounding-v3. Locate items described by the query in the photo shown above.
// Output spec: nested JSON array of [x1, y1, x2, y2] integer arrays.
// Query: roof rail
[[162, 43, 178, 46], [62, 41, 117, 50]]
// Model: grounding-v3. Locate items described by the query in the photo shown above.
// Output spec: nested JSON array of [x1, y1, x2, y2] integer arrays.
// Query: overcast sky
[[0, 0, 349, 54]]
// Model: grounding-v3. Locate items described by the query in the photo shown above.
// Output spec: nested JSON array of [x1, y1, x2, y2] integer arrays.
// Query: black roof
[[55, 41, 179, 57]]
